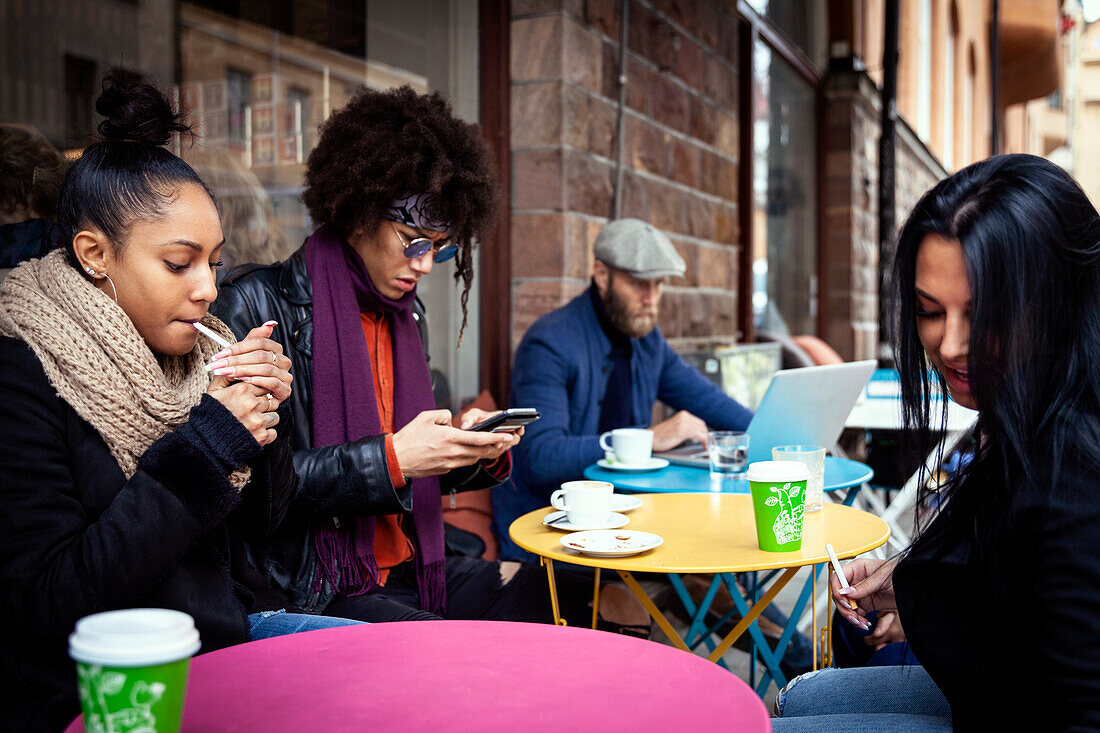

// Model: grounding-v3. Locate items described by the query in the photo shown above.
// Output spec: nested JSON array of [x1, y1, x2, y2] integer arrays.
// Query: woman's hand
[[457, 408, 524, 461], [205, 321, 293, 405], [207, 381, 280, 446], [829, 558, 897, 631], [865, 610, 906, 650], [392, 409, 520, 479]]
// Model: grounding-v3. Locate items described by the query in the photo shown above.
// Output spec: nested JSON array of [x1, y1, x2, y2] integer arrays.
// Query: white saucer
[[542, 511, 629, 531], [596, 457, 669, 472], [559, 530, 664, 557], [610, 494, 644, 512]]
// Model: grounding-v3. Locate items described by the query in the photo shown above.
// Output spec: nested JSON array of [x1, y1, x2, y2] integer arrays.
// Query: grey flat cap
[[592, 219, 685, 279]]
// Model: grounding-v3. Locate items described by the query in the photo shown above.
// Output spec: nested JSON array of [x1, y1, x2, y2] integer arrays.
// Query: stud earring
[[85, 267, 96, 275]]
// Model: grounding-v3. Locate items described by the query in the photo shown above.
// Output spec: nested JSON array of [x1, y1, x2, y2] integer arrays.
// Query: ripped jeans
[[771, 666, 952, 732], [320, 555, 591, 624], [247, 609, 365, 640]]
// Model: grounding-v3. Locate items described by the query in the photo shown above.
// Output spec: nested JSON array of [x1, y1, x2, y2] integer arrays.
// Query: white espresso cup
[[598, 428, 654, 466], [550, 480, 614, 527]]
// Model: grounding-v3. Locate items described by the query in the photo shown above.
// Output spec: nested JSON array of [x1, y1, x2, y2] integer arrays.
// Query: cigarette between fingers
[[827, 543, 859, 611]]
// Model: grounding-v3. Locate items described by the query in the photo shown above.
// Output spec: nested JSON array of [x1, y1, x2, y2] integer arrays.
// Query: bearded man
[[491, 218, 753, 558]]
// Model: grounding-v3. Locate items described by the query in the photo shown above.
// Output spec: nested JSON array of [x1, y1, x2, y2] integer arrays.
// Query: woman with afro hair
[[213, 86, 648, 630]]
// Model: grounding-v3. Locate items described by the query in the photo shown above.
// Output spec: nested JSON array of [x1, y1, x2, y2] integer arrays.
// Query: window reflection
[[744, 0, 828, 72], [752, 41, 818, 337], [3, 0, 480, 407]]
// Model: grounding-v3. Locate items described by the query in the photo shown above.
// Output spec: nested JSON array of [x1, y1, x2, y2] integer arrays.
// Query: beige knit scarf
[[0, 249, 250, 488]]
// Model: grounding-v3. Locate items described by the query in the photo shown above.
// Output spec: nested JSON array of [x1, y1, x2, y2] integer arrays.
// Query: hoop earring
[[84, 265, 118, 303], [102, 273, 118, 304]]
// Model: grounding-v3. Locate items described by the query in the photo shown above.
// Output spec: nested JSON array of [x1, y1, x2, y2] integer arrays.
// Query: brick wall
[[894, 119, 945, 231], [822, 68, 946, 362], [888, 117, 947, 337], [509, 0, 743, 352], [822, 70, 881, 362]]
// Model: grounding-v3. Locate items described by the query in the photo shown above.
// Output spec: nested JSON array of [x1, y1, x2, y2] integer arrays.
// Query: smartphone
[[467, 408, 541, 433]]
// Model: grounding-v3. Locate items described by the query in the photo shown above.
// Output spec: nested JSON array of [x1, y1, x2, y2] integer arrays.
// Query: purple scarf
[[304, 226, 445, 614]]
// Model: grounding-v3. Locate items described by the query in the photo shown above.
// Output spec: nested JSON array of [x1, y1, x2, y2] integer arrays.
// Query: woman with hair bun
[[0, 75, 360, 732], [772, 155, 1100, 730]]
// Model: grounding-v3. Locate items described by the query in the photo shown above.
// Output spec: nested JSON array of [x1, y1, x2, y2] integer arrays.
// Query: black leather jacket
[[212, 246, 501, 611]]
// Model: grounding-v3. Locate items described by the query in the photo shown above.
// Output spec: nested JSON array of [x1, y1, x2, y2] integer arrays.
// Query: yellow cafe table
[[509, 493, 889, 695]]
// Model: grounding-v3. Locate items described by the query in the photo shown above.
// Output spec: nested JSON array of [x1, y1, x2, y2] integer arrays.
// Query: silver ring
[[271, 350, 277, 365]]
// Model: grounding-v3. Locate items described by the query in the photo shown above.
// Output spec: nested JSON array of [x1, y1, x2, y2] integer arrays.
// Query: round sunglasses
[[390, 222, 458, 263]]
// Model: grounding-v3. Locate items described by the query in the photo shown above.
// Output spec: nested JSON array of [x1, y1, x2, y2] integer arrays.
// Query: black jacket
[[0, 336, 297, 732], [895, 454, 1100, 731], [212, 246, 502, 612]]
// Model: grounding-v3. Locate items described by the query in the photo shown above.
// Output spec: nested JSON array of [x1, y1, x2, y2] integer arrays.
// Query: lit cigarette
[[191, 321, 232, 350], [826, 543, 859, 611]]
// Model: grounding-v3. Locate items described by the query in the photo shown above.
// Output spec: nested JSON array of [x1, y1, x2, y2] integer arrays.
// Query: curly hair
[[303, 85, 501, 336], [0, 124, 68, 221]]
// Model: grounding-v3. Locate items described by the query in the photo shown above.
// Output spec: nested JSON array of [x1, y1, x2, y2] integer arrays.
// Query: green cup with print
[[69, 609, 201, 733], [746, 460, 810, 552]]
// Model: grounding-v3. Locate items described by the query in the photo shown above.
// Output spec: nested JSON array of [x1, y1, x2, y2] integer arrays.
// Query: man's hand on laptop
[[650, 410, 709, 452]]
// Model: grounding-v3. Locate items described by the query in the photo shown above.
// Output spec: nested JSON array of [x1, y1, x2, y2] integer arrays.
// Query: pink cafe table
[[65, 620, 771, 732]]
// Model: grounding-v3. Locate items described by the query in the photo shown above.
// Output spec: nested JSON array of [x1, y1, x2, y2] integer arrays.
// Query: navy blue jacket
[[492, 288, 752, 558]]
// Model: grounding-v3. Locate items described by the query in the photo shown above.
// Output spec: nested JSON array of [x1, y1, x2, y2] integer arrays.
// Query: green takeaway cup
[[68, 608, 201, 733], [746, 460, 810, 552]]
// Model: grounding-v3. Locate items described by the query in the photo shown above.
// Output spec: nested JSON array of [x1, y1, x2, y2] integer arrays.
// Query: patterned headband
[[387, 192, 453, 236]]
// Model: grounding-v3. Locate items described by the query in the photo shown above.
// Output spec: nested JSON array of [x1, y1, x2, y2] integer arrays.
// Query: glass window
[[752, 40, 818, 337], [745, 0, 828, 72], [4, 1, 481, 408], [226, 68, 252, 147], [64, 54, 98, 147]]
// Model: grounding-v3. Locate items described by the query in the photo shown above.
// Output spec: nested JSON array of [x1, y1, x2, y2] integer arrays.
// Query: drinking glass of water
[[708, 431, 749, 480]]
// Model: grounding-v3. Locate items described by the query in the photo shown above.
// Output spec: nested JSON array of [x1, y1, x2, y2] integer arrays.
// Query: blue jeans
[[771, 666, 952, 732], [247, 609, 365, 640]]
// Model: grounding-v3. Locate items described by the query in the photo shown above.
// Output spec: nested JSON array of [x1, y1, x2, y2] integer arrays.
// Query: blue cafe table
[[583, 455, 873, 502], [582, 455, 874, 694]]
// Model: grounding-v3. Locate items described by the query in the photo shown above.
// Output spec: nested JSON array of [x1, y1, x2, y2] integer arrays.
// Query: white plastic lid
[[69, 609, 201, 667], [745, 460, 810, 483]]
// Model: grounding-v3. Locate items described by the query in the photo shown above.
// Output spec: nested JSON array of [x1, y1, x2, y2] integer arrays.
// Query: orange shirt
[[360, 311, 415, 584]]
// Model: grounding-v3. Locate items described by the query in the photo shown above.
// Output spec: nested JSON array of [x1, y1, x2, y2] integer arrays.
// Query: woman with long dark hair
[[772, 154, 1100, 731], [0, 75, 360, 732]]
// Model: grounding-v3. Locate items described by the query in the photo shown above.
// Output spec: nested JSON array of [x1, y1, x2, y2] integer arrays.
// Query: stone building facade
[[502, 0, 1062, 388], [509, 0, 743, 353], [1, 0, 1064, 404]]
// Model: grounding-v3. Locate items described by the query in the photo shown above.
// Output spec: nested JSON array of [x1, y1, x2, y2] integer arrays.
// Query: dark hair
[[302, 85, 500, 336], [57, 72, 211, 267], [892, 154, 1100, 595], [0, 125, 68, 221]]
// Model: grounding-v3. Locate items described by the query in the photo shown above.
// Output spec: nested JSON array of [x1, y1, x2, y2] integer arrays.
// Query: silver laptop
[[656, 360, 877, 466]]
